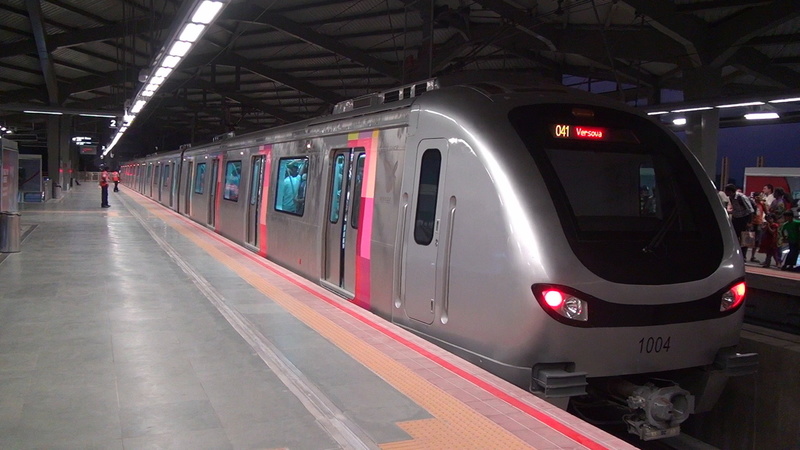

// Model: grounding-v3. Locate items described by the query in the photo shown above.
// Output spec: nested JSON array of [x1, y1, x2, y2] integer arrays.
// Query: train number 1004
[[638, 336, 671, 353]]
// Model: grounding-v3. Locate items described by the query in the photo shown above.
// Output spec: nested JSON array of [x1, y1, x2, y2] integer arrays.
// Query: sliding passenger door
[[208, 158, 219, 227], [401, 140, 449, 325], [184, 161, 193, 214], [322, 148, 365, 296], [246, 155, 265, 246]]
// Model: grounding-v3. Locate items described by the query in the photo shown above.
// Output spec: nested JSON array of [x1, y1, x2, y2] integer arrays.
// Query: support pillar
[[682, 67, 722, 184], [46, 115, 73, 196]]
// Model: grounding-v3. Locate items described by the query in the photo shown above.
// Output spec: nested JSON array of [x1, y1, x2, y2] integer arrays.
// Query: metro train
[[121, 75, 757, 440]]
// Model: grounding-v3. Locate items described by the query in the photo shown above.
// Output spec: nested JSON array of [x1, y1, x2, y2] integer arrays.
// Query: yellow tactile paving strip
[[127, 193, 596, 449]]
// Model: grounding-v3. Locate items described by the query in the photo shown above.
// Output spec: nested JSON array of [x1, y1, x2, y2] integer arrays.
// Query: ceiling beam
[[225, 4, 403, 81], [25, 0, 60, 105], [0, 17, 166, 59], [707, 0, 800, 66], [730, 47, 800, 89], [620, 0, 707, 66]]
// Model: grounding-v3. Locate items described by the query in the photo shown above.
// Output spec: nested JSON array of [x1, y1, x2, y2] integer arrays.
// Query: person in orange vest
[[111, 170, 120, 192], [99, 167, 110, 208]]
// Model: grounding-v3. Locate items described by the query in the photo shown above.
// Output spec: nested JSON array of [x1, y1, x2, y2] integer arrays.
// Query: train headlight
[[535, 287, 589, 322], [720, 281, 746, 312]]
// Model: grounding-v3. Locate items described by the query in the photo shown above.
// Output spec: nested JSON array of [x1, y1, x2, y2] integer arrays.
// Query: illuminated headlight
[[720, 281, 746, 312], [538, 288, 589, 321]]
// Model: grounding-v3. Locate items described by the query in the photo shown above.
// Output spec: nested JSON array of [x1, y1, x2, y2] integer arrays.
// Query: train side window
[[223, 160, 242, 201], [274, 157, 308, 216], [194, 163, 206, 194], [413, 149, 442, 245], [329, 154, 346, 223], [350, 153, 366, 229]]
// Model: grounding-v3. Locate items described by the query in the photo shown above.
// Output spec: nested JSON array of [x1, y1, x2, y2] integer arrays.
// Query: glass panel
[[163, 164, 170, 186], [223, 160, 242, 201], [413, 149, 442, 245], [328, 155, 346, 223], [274, 157, 308, 216], [350, 153, 366, 229], [194, 163, 206, 194], [250, 157, 263, 205]]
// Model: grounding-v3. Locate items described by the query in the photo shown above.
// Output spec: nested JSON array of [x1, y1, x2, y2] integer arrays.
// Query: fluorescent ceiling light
[[141, 89, 155, 97], [24, 110, 63, 115], [744, 112, 779, 120], [647, 111, 669, 116], [179, 23, 205, 43], [716, 101, 764, 109], [161, 55, 181, 69], [768, 97, 800, 104], [169, 41, 192, 57], [130, 100, 147, 114], [192, 1, 224, 24], [672, 118, 687, 125], [671, 106, 713, 113], [148, 76, 166, 87], [79, 113, 117, 118], [155, 67, 173, 78]]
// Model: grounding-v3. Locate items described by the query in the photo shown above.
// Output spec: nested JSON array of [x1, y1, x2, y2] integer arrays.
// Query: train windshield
[[509, 104, 723, 284]]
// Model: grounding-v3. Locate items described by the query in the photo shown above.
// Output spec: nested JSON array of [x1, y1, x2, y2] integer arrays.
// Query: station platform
[[0, 185, 635, 449]]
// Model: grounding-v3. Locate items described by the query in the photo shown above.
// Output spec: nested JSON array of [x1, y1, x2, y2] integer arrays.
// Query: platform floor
[[0, 185, 635, 450]]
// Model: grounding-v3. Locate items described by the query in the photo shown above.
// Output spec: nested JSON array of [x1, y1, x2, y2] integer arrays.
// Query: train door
[[184, 161, 193, 214], [246, 155, 265, 246], [208, 158, 219, 227], [401, 140, 448, 325], [154, 165, 161, 200], [322, 148, 365, 296], [169, 162, 177, 207]]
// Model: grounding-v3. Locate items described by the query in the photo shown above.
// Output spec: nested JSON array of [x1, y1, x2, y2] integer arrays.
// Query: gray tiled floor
[[0, 185, 429, 449]]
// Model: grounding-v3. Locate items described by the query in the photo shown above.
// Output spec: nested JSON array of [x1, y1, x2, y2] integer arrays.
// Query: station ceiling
[[1, 0, 799, 159]]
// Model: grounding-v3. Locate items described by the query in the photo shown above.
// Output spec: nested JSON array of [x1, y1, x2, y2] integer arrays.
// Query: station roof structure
[[1, 0, 799, 159]]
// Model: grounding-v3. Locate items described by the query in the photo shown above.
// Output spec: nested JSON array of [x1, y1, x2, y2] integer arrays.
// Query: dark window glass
[[163, 164, 170, 187], [413, 149, 441, 245], [223, 160, 242, 201], [250, 157, 264, 206], [329, 155, 346, 223], [195, 163, 206, 194], [350, 153, 366, 229], [274, 157, 308, 216]]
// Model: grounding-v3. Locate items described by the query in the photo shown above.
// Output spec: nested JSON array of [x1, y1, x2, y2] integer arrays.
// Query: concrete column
[[46, 116, 73, 193], [686, 109, 720, 182], [682, 67, 722, 183]]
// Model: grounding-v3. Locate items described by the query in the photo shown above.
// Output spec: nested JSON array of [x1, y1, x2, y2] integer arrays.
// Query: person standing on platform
[[779, 210, 800, 271], [724, 184, 754, 258], [99, 167, 110, 208], [111, 170, 120, 192]]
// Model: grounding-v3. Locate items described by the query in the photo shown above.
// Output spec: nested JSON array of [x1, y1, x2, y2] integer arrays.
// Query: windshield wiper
[[642, 207, 678, 254]]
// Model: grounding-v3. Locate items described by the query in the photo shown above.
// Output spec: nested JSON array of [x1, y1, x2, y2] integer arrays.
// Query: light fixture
[[23, 110, 63, 115], [744, 112, 779, 120], [192, 1, 224, 24], [716, 101, 764, 109], [179, 23, 206, 42], [168, 41, 192, 57], [671, 106, 713, 113], [130, 100, 147, 114], [673, 118, 687, 125], [647, 111, 669, 116], [768, 97, 800, 104], [79, 113, 117, 118], [104, 0, 230, 156], [155, 67, 173, 78], [161, 56, 181, 69]]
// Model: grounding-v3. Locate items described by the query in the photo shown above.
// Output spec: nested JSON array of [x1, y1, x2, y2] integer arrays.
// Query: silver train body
[[122, 79, 756, 439]]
